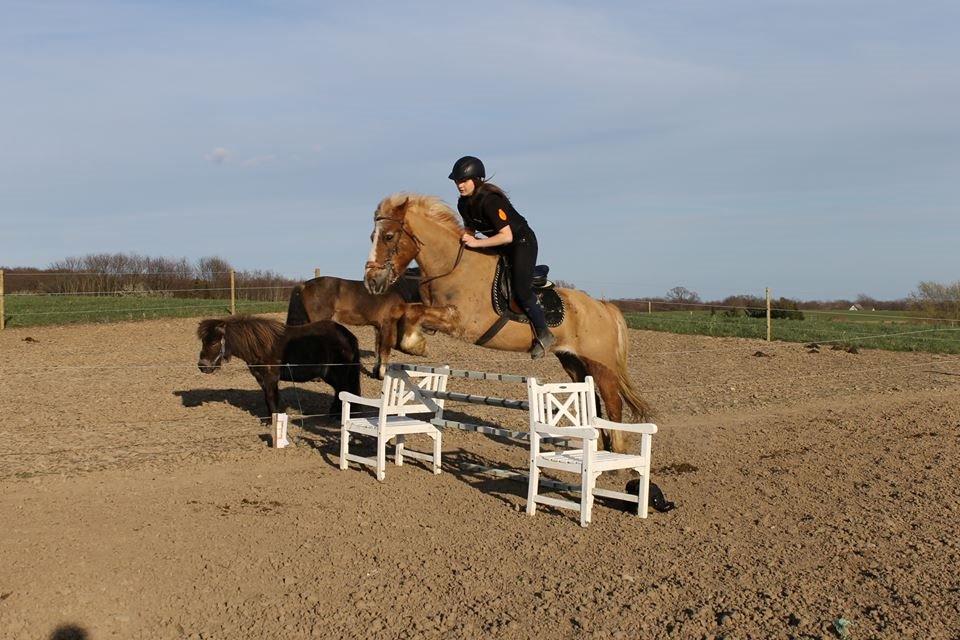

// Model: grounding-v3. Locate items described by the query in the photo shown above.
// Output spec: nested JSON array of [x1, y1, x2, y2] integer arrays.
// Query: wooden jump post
[[766, 287, 771, 342], [230, 270, 236, 315], [0, 269, 5, 331]]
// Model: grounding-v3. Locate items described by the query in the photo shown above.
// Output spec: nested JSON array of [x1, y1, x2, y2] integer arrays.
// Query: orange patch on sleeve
[[498, 208, 508, 221]]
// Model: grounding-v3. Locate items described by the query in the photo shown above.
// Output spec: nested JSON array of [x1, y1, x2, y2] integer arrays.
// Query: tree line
[[613, 281, 960, 320], [1, 253, 298, 302]]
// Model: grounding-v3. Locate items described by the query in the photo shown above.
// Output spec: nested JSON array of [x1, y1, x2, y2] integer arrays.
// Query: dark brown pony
[[196, 315, 361, 417], [286, 274, 445, 379]]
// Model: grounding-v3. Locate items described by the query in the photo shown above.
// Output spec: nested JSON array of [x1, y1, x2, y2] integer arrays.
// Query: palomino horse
[[286, 273, 438, 379], [363, 193, 650, 453]]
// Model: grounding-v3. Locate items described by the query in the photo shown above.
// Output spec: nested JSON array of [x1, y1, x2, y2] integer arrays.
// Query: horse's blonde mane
[[377, 192, 463, 237]]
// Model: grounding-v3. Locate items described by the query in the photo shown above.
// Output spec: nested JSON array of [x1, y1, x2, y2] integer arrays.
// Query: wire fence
[[1, 349, 957, 469], [0, 266, 423, 329]]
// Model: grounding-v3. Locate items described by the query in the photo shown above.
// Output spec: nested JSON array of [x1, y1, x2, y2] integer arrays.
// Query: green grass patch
[[3, 295, 286, 328], [624, 310, 960, 354]]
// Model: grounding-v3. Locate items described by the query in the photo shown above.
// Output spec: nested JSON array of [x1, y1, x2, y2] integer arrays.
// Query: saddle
[[476, 255, 565, 345]]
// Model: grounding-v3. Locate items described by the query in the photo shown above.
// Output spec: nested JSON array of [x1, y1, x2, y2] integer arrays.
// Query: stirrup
[[530, 332, 555, 360]]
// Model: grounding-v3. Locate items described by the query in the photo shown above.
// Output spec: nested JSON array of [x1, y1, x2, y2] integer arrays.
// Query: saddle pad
[[492, 256, 564, 328]]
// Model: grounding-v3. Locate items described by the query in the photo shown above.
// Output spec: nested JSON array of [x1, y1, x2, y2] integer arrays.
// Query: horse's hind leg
[[556, 352, 588, 382], [580, 358, 628, 453], [557, 352, 622, 451], [556, 351, 604, 415]]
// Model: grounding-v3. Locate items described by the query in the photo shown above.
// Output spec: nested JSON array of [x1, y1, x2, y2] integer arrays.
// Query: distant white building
[[849, 304, 863, 311]]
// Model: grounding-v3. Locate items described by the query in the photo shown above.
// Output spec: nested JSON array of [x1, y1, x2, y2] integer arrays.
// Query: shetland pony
[[197, 315, 360, 417]]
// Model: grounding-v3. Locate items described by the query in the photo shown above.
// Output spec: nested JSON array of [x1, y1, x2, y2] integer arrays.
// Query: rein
[[419, 242, 465, 287]]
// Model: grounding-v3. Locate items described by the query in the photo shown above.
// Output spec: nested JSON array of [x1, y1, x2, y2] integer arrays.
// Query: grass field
[[2, 295, 286, 328], [4, 295, 959, 354], [623, 309, 960, 354]]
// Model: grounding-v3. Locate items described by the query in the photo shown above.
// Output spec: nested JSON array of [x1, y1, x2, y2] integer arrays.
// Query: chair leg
[[339, 426, 349, 470], [395, 434, 405, 466], [589, 472, 599, 523], [376, 436, 387, 482], [526, 463, 539, 516], [580, 469, 591, 527], [431, 431, 442, 475], [635, 467, 650, 518], [580, 470, 600, 527]]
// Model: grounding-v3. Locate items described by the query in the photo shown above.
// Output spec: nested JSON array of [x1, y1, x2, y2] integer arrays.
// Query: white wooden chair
[[339, 366, 449, 481], [526, 376, 658, 527]]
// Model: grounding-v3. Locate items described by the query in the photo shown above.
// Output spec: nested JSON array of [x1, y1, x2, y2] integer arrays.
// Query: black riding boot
[[523, 300, 555, 359], [530, 325, 556, 359]]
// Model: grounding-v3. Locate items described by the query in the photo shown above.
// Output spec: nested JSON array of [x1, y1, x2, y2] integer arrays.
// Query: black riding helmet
[[448, 156, 485, 182]]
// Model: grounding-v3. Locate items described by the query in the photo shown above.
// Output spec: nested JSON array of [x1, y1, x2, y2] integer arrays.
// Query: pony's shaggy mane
[[198, 315, 285, 361], [376, 192, 463, 237]]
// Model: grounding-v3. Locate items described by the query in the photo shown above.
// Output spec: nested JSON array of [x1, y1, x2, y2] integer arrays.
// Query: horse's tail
[[286, 283, 310, 326], [608, 301, 652, 421]]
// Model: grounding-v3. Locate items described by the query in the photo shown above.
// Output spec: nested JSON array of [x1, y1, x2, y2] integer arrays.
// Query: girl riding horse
[[449, 155, 556, 359]]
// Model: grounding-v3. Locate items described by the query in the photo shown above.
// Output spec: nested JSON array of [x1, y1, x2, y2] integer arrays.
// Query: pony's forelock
[[197, 318, 224, 342]]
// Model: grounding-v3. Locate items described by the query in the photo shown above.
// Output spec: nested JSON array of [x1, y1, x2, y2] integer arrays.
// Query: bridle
[[367, 214, 465, 288], [209, 334, 227, 367]]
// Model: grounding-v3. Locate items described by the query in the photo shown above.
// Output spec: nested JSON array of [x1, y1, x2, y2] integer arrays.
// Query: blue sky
[[2, 0, 957, 300]]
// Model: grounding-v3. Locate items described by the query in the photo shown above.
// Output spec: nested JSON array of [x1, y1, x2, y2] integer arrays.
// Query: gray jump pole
[[390, 363, 532, 439], [388, 364, 574, 491]]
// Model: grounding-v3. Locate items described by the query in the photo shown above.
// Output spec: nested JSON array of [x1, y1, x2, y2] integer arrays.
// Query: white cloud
[[205, 147, 230, 164]]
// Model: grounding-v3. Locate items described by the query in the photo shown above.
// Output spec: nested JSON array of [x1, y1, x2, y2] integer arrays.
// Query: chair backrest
[[527, 376, 597, 431], [380, 367, 450, 418]]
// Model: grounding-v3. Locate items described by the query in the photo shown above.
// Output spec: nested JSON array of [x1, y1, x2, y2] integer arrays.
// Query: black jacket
[[457, 191, 530, 237]]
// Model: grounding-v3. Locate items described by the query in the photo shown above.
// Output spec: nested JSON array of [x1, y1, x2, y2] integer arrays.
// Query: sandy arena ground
[[1, 315, 958, 639]]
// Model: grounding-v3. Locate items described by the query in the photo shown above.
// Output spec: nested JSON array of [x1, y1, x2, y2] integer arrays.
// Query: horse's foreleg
[[263, 373, 282, 416], [371, 326, 385, 380], [396, 305, 427, 355], [375, 321, 396, 380], [416, 304, 460, 335]]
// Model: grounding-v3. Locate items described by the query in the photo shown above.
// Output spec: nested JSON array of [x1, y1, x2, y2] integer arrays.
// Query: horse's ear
[[395, 196, 409, 213]]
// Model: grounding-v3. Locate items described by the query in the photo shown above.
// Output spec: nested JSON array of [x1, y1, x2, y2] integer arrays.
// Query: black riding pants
[[509, 226, 548, 331]]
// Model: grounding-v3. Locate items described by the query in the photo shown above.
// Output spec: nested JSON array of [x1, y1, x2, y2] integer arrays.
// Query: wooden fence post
[[230, 270, 236, 315], [314, 268, 321, 279], [647, 300, 651, 314], [766, 287, 771, 342], [0, 269, 5, 331]]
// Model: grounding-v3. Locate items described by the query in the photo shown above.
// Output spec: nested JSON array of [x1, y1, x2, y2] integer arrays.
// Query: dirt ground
[[1, 315, 958, 639]]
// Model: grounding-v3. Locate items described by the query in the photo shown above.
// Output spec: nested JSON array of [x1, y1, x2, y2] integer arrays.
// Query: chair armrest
[[593, 417, 658, 435], [338, 392, 382, 408], [531, 421, 598, 440]]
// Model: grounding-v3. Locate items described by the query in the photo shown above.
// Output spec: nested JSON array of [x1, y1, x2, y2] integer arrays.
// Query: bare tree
[[665, 286, 701, 305]]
